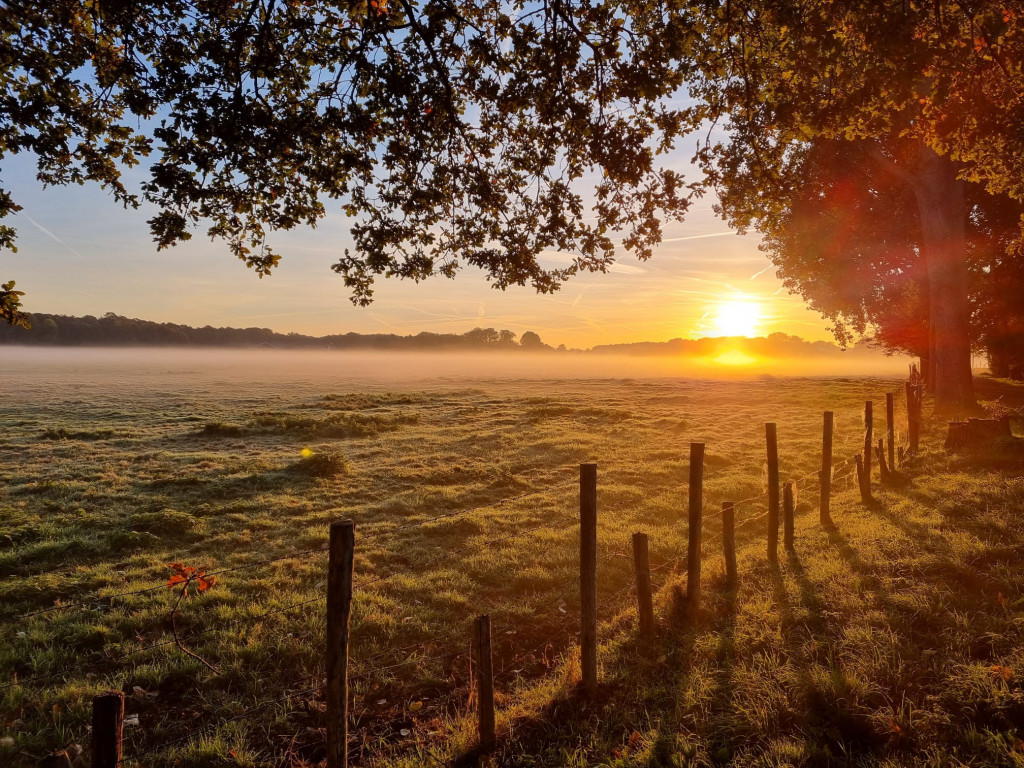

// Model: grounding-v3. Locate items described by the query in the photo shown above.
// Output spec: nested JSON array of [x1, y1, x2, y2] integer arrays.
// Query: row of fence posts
[[87, 384, 925, 767], [853, 383, 923, 504]]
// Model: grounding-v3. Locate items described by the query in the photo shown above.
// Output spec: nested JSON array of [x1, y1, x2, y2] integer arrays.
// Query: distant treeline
[[0, 311, 883, 358], [0, 312, 557, 351]]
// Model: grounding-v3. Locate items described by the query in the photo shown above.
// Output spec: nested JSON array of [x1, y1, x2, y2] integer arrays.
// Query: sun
[[709, 298, 762, 337]]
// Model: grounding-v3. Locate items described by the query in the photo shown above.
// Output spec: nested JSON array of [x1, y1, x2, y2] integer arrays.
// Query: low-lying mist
[[1, 345, 911, 394]]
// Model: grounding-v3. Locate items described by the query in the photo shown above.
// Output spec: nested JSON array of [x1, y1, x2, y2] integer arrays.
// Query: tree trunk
[[988, 346, 1011, 378], [911, 146, 975, 412]]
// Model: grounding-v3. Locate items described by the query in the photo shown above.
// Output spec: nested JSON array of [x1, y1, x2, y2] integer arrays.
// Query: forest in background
[[0, 311, 886, 359]]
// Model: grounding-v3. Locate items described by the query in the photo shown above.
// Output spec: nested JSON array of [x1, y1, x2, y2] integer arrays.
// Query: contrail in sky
[[658, 231, 736, 244], [18, 211, 87, 259], [749, 263, 774, 280]]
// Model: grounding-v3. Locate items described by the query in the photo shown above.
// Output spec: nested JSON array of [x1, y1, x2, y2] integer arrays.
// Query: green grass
[[2, 367, 1024, 767]]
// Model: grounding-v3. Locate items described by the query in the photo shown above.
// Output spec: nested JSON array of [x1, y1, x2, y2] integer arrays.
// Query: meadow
[[2, 349, 1023, 767]]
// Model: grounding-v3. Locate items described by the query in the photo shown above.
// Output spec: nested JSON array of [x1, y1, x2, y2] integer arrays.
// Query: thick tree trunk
[[911, 146, 975, 412]]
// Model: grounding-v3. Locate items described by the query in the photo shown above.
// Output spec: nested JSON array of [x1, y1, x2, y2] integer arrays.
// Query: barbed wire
[[375, 477, 578, 537], [16, 390, 921, 765], [7, 478, 581, 626], [5, 443, 876, 628]]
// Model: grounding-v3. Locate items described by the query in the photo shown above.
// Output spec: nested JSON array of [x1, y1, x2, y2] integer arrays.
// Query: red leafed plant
[[166, 563, 219, 673], [167, 562, 217, 593]]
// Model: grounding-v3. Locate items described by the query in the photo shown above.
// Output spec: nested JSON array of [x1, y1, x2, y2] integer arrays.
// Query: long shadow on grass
[[866, 499, 1014, 608], [778, 549, 885, 758], [454, 579, 705, 768], [702, 575, 741, 763]]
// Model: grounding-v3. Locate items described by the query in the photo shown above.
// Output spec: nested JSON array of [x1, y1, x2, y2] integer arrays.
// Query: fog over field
[[0, 345, 910, 392]]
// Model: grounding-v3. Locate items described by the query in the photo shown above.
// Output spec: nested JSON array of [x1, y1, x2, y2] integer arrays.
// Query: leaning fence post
[[91, 691, 124, 768], [327, 520, 355, 768], [876, 438, 891, 484], [631, 532, 655, 638], [820, 411, 834, 527], [579, 463, 598, 696], [783, 482, 795, 551], [766, 423, 780, 565], [863, 400, 873, 482], [722, 502, 737, 586], [687, 442, 705, 619], [473, 615, 496, 751], [886, 393, 896, 470]]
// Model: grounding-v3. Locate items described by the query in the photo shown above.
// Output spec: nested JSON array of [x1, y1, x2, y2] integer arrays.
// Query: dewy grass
[[1, 368, 1023, 767]]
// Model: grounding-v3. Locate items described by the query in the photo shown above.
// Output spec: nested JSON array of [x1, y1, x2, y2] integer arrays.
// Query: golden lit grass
[[1, 364, 1022, 767]]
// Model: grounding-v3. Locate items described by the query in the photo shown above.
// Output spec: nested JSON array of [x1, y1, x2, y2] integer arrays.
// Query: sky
[[2, 145, 834, 350]]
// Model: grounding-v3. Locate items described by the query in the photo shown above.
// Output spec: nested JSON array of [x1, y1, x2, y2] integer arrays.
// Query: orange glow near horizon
[[708, 298, 762, 338], [709, 347, 760, 366]]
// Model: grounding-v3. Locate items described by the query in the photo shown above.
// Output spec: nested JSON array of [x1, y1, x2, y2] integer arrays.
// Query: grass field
[[2, 350, 1024, 767]]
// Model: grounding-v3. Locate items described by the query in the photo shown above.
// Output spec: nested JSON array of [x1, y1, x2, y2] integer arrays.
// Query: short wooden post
[[687, 442, 705, 619], [766, 423, 780, 564], [886, 393, 896, 470], [473, 615, 495, 751], [783, 482, 795, 551], [863, 400, 873, 482], [579, 463, 598, 696], [820, 411, 834, 527], [898, 445, 906, 467], [632, 532, 654, 638], [855, 454, 871, 503], [327, 520, 355, 768], [91, 691, 124, 768], [722, 502, 737, 586]]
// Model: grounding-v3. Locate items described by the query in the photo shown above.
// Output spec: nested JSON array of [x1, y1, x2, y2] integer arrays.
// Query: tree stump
[[945, 417, 1012, 451]]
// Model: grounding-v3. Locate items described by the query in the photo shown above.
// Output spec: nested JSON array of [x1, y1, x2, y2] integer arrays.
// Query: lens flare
[[709, 299, 762, 337]]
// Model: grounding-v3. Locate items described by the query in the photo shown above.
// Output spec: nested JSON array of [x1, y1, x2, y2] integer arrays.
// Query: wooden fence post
[[886, 393, 896, 470], [907, 381, 921, 453], [632, 532, 654, 638], [473, 615, 495, 751], [863, 400, 873, 481], [91, 691, 124, 768], [579, 463, 598, 696], [687, 442, 705, 619], [783, 482, 795, 551], [327, 520, 355, 768], [855, 454, 871, 504], [766, 423, 780, 565], [722, 502, 737, 586], [820, 411, 833, 527]]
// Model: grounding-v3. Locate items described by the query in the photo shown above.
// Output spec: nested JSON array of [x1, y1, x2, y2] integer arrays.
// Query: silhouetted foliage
[[1, 0, 692, 322], [749, 140, 1024, 380], [0, 312, 556, 353]]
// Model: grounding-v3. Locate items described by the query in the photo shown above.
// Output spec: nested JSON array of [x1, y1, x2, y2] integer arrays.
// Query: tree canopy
[[749, 138, 1024, 377], [680, 0, 1024, 409], [1, 0, 695, 326]]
